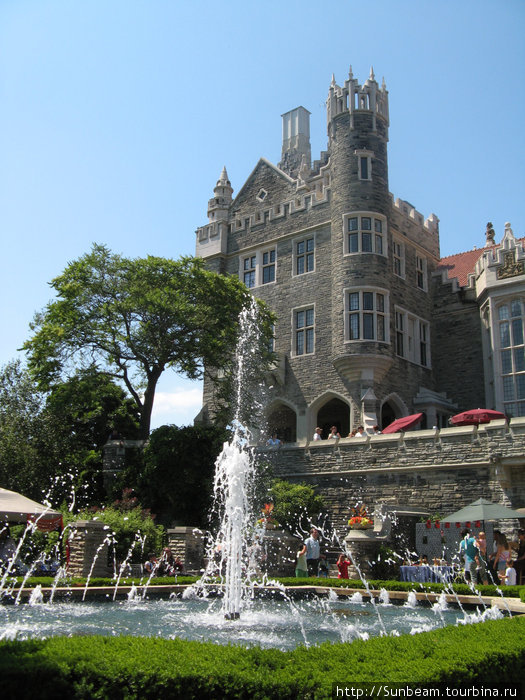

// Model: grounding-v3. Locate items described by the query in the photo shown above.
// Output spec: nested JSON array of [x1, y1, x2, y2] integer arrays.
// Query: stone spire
[[207, 166, 233, 222]]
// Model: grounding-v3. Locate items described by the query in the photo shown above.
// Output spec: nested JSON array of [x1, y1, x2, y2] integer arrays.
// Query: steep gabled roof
[[232, 158, 295, 207]]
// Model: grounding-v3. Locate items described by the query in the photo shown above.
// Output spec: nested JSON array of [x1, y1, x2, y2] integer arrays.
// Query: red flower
[[434, 520, 440, 528], [455, 522, 461, 528], [445, 522, 450, 529], [426, 520, 431, 529], [466, 521, 471, 528], [475, 520, 481, 528]]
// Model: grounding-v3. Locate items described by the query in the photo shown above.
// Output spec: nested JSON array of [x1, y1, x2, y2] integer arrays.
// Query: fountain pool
[[0, 303, 510, 654], [0, 592, 503, 648]]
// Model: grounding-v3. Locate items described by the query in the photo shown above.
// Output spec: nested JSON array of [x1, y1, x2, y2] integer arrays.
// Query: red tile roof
[[438, 248, 485, 287], [438, 237, 525, 287]]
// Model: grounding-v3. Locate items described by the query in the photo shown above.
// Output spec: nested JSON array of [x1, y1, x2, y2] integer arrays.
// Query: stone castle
[[193, 67, 525, 533]]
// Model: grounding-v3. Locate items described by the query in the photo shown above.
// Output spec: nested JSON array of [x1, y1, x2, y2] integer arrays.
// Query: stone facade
[[194, 66, 525, 529], [196, 67, 525, 442]]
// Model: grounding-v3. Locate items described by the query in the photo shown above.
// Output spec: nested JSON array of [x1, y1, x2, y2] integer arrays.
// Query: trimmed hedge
[[0, 617, 524, 698]]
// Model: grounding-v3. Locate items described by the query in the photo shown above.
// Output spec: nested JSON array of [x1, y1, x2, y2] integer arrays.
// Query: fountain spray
[[209, 300, 266, 620]]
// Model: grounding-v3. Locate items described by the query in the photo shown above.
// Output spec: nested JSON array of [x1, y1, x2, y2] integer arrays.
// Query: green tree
[[135, 423, 229, 528], [268, 479, 324, 535], [0, 360, 139, 504], [23, 245, 273, 439], [0, 359, 47, 498]]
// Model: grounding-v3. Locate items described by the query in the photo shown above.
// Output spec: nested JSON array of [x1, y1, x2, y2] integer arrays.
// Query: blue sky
[[1, 0, 524, 429]]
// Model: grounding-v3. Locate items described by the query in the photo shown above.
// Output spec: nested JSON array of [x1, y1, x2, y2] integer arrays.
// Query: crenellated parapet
[[326, 66, 389, 133], [195, 158, 332, 258], [390, 195, 440, 259]]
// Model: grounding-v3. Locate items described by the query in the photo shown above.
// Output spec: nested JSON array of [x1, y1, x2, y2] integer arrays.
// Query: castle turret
[[195, 167, 232, 271], [207, 166, 233, 223], [328, 67, 393, 413], [278, 106, 311, 178]]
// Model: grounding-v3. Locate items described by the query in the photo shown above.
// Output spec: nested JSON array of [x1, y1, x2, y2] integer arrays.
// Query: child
[[499, 559, 517, 586], [336, 553, 350, 579], [295, 544, 308, 578]]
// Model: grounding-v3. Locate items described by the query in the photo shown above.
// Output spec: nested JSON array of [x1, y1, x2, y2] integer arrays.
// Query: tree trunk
[[139, 373, 161, 439]]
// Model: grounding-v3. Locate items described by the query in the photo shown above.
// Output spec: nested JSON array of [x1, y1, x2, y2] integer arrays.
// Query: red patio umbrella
[[450, 409, 506, 426], [382, 412, 423, 434]]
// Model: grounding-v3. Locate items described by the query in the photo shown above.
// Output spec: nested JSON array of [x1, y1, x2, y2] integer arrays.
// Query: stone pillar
[[344, 507, 393, 578], [167, 527, 207, 574], [67, 520, 113, 578]]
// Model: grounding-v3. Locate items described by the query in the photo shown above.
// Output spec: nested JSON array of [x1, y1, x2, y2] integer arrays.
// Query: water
[[0, 302, 511, 648], [198, 301, 265, 619], [1, 595, 492, 648]]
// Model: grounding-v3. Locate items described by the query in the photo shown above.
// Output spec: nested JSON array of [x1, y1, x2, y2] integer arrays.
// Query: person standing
[[475, 532, 489, 585], [513, 529, 525, 584], [499, 560, 517, 586], [305, 527, 321, 577], [295, 544, 308, 578], [336, 554, 350, 579], [459, 528, 478, 582]]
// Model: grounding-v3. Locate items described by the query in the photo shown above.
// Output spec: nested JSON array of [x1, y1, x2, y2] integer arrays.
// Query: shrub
[[0, 617, 523, 697], [65, 499, 164, 565]]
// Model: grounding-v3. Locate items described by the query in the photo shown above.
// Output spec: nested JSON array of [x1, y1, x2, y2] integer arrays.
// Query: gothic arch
[[380, 393, 409, 431], [309, 391, 351, 440], [266, 399, 298, 443]]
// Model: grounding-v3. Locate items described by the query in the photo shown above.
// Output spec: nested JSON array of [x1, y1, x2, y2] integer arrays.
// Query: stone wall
[[431, 274, 485, 411], [262, 418, 525, 535]]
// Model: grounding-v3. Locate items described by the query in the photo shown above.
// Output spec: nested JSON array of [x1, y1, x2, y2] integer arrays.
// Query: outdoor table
[[399, 565, 453, 583]]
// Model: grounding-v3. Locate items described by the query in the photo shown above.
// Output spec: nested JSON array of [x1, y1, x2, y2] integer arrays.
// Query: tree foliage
[[23, 245, 274, 438], [268, 479, 324, 536], [0, 359, 47, 498], [135, 423, 230, 528], [0, 360, 139, 504]]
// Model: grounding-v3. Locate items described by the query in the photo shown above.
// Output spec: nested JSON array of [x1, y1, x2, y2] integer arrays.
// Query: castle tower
[[278, 106, 311, 178], [327, 67, 392, 411]]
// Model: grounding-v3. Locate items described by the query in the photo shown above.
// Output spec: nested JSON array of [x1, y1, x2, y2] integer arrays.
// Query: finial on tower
[[217, 166, 231, 187], [348, 65, 354, 79], [331, 73, 336, 87], [369, 66, 375, 81], [381, 76, 387, 91]]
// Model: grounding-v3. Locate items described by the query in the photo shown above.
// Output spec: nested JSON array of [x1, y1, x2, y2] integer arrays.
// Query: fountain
[[0, 301, 513, 647]]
